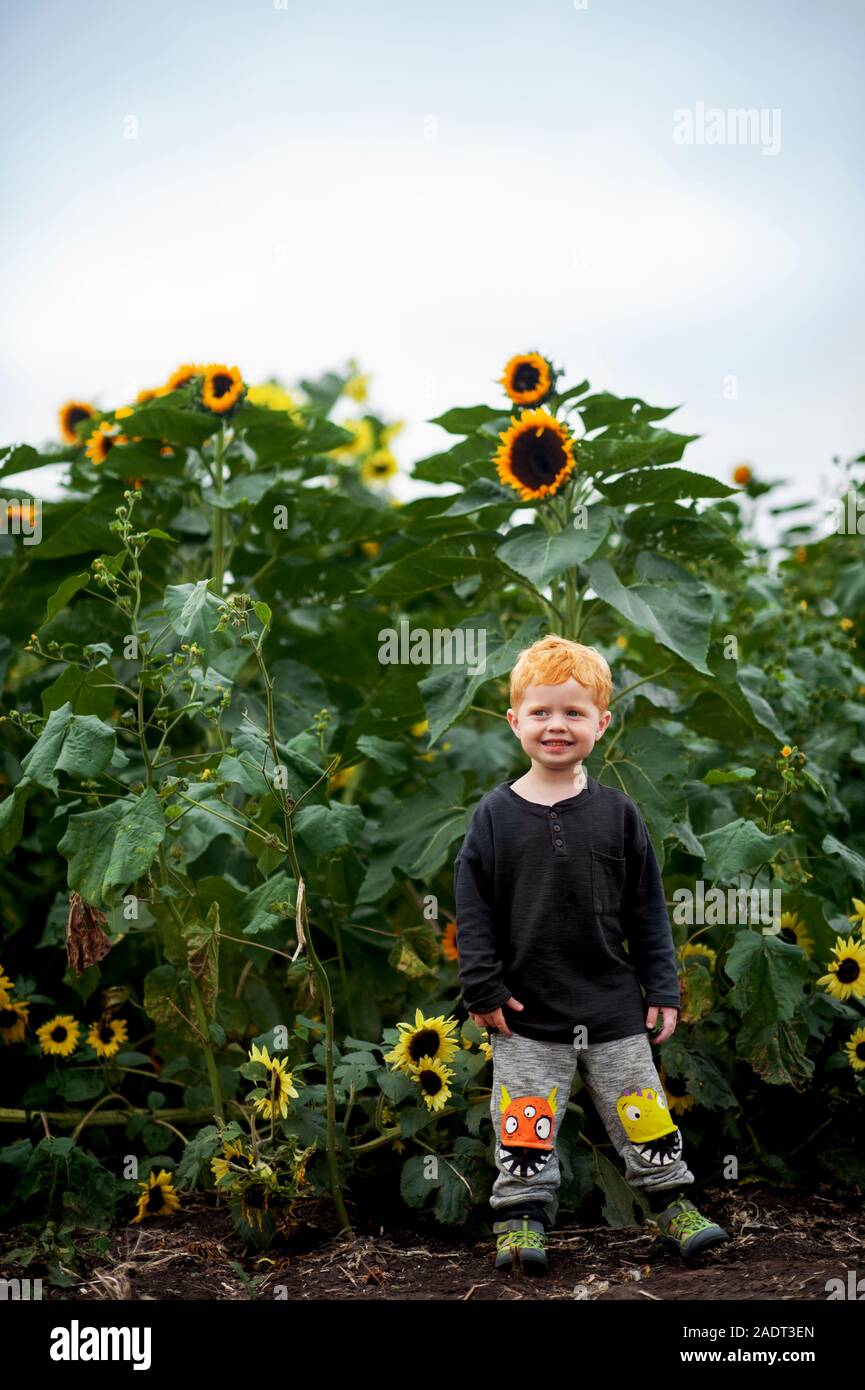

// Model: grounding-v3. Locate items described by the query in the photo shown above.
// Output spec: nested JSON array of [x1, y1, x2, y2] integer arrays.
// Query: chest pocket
[[591, 849, 626, 917]]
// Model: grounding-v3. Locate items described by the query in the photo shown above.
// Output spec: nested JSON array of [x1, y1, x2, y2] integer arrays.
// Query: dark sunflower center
[[67, 407, 90, 428], [663, 1076, 686, 1098], [148, 1183, 168, 1213], [408, 1028, 440, 1063], [98, 1023, 114, 1044], [513, 362, 540, 392], [510, 426, 567, 488], [856, 1042, 865, 1061], [779, 928, 796, 944], [51, 1025, 68, 1042], [837, 959, 861, 983], [102, 435, 116, 453], [418, 1069, 443, 1095], [211, 373, 234, 398]]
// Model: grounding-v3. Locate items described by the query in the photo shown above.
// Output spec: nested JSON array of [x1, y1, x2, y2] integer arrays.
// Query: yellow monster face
[[616, 1086, 678, 1143]]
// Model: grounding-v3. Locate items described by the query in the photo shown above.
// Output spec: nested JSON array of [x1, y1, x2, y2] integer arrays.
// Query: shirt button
[[555, 838, 564, 846], [553, 823, 561, 831]]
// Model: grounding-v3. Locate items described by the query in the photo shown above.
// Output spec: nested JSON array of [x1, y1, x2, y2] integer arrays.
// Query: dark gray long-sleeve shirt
[[453, 775, 680, 1044]]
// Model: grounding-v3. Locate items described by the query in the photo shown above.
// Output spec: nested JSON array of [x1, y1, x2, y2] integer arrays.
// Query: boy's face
[[507, 677, 611, 772]]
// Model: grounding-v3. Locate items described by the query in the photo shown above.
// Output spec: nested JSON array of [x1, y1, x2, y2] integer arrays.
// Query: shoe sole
[[657, 1229, 730, 1260], [496, 1250, 548, 1274]]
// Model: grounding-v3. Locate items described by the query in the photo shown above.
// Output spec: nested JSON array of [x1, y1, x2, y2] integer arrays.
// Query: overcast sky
[[2, 0, 862, 541]]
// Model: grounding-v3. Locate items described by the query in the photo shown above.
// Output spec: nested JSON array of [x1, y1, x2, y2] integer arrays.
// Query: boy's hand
[[646, 1004, 678, 1044], [470, 997, 524, 1038]]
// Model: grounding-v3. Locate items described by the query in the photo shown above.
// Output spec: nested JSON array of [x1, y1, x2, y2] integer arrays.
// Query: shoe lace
[[669, 1206, 712, 1238], [497, 1220, 546, 1251]]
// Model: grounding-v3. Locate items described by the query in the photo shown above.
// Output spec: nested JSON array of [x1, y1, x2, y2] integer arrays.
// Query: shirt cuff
[[462, 985, 512, 1013]]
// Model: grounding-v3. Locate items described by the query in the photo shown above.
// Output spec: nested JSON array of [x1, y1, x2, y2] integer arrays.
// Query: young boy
[[454, 635, 729, 1274]]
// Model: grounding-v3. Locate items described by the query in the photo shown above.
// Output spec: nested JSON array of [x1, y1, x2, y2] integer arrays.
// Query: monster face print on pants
[[498, 1084, 558, 1178], [616, 1085, 682, 1166]]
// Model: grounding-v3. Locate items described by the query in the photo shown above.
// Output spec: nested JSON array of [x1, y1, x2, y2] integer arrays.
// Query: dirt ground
[[3, 1182, 862, 1301]]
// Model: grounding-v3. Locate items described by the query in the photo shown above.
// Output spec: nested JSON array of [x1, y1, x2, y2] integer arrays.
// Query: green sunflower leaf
[[57, 788, 168, 909]]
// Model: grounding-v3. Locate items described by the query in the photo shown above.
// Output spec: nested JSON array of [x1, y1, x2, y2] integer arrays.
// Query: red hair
[[509, 635, 612, 715]]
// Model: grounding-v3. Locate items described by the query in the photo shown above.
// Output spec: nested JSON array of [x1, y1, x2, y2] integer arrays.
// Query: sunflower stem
[[244, 608, 353, 1233], [565, 567, 578, 640], [158, 844, 225, 1123], [211, 424, 226, 596], [190, 968, 226, 1124]]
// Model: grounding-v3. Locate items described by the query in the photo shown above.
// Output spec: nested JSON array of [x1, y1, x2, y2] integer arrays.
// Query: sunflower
[[0, 964, 13, 1004], [409, 1056, 454, 1112], [494, 408, 577, 502], [409, 720, 429, 737], [248, 1041, 299, 1120], [360, 449, 398, 484], [776, 911, 814, 956], [238, 1168, 278, 1232], [201, 364, 245, 415], [843, 1026, 865, 1072], [343, 372, 370, 403], [0, 998, 29, 1044], [157, 363, 204, 396], [733, 464, 752, 485], [383, 1006, 460, 1073], [85, 421, 128, 465], [441, 920, 459, 962], [499, 352, 554, 407], [380, 420, 405, 446], [211, 1137, 257, 1185], [87, 1017, 129, 1059], [659, 1069, 696, 1115], [37, 1014, 81, 1057], [136, 388, 157, 405], [477, 1030, 493, 1063], [332, 417, 375, 458], [247, 382, 301, 414], [360, 540, 381, 559], [847, 898, 865, 933], [816, 936, 865, 1000], [679, 941, 717, 970], [131, 1168, 181, 1224], [58, 401, 95, 444], [329, 763, 361, 791]]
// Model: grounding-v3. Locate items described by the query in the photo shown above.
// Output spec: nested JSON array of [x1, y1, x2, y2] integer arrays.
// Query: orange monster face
[[498, 1085, 558, 1177]]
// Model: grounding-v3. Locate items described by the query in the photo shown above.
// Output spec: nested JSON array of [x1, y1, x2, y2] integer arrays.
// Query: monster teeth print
[[498, 1084, 559, 1178], [498, 1144, 554, 1178], [633, 1127, 683, 1167]]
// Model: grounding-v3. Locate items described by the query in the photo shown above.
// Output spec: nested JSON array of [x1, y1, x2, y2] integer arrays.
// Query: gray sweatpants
[[489, 1028, 694, 1226]]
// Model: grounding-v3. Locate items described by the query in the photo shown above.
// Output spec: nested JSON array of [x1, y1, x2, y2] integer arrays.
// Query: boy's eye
[[533, 710, 583, 717]]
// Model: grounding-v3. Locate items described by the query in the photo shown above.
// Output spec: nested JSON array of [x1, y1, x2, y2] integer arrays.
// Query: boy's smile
[[507, 676, 612, 793]]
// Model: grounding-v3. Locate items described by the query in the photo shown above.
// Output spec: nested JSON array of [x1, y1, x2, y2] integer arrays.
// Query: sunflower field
[[1, 353, 864, 1281]]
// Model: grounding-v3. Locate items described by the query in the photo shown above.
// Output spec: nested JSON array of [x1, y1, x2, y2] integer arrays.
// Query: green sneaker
[[493, 1216, 548, 1274], [654, 1197, 729, 1261]]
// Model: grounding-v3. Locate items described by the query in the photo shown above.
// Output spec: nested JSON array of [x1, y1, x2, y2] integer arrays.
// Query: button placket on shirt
[[549, 806, 566, 854]]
